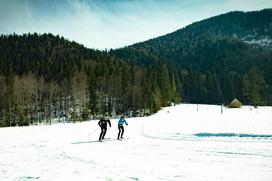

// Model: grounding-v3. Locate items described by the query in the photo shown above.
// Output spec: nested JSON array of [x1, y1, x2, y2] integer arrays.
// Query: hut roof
[[229, 98, 242, 107]]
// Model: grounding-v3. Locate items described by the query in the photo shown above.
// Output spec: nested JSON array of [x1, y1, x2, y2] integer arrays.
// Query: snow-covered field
[[0, 104, 272, 181]]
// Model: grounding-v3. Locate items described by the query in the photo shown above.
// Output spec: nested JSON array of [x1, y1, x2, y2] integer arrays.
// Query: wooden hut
[[228, 98, 242, 108]]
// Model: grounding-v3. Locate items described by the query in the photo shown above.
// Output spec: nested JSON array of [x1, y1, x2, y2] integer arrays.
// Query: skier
[[98, 116, 111, 141], [117, 116, 128, 140]]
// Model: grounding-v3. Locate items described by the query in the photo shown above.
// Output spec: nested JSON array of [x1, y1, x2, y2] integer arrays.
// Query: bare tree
[[37, 76, 45, 124], [0, 75, 6, 124], [13, 74, 38, 125], [45, 81, 59, 125], [70, 71, 89, 122]]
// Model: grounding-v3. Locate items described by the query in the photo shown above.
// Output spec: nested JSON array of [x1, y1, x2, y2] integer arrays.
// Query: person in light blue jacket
[[117, 116, 128, 140]]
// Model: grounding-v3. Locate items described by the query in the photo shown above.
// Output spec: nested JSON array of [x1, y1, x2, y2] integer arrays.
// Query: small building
[[228, 98, 242, 108]]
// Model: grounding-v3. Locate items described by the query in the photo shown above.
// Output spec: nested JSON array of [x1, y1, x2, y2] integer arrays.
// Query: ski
[[97, 138, 129, 142], [98, 138, 111, 142]]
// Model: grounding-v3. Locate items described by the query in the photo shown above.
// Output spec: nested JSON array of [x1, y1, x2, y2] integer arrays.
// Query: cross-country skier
[[98, 117, 111, 141], [117, 116, 128, 140]]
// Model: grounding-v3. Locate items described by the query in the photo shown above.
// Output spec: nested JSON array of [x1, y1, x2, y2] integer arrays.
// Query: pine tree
[[151, 88, 161, 113], [205, 72, 222, 104], [158, 64, 171, 106], [212, 73, 223, 103], [242, 67, 266, 106], [223, 75, 235, 102], [88, 67, 98, 114], [171, 73, 181, 104]]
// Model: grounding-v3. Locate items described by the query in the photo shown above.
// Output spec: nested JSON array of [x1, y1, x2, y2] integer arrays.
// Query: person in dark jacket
[[117, 116, 128, 140], [98, 117, 111, 141]]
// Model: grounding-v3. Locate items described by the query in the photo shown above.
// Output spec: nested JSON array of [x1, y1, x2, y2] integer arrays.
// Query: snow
[[241, 35, 272, 47], [0, 104, 272, 181]]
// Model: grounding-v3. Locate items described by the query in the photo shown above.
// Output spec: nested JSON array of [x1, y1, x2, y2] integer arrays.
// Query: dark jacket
[[98, 118, 111, 128]]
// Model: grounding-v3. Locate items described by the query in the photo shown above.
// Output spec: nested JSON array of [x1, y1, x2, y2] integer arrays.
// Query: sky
[[0, 0, 271, 50]]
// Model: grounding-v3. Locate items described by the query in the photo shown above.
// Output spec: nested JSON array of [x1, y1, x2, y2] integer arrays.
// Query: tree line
[[115, 44, 270, 107]]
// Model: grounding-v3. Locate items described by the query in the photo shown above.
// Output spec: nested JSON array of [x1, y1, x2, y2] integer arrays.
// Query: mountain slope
[[114, 9, 272, 67], [113, 9, 272, 105]]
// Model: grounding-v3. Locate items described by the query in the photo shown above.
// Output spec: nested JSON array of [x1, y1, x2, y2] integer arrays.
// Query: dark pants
[[99, 127, 107, 140], [118, 125, 124, 139]]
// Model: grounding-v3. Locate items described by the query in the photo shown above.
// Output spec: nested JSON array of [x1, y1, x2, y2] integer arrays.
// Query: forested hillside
[[114, 9, 272, 106], [0, 33, 180, 127]]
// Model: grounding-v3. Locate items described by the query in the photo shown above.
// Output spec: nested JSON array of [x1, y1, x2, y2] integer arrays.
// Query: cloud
[[0, 0, 271, 49]]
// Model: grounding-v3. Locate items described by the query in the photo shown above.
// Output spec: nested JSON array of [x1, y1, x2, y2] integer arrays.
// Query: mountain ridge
[[122, 8, 272, 49], [113, 8, 272, 105]]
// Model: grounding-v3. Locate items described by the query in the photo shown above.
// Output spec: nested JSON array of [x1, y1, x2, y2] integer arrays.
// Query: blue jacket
[[118, 117, 128, 126]]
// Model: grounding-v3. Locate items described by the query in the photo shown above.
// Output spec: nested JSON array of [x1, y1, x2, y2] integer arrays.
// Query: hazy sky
[[0, 0, 271, 49]]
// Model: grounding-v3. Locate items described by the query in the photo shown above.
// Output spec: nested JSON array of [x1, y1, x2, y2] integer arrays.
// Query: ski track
[[0, 104, 272, 181]]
